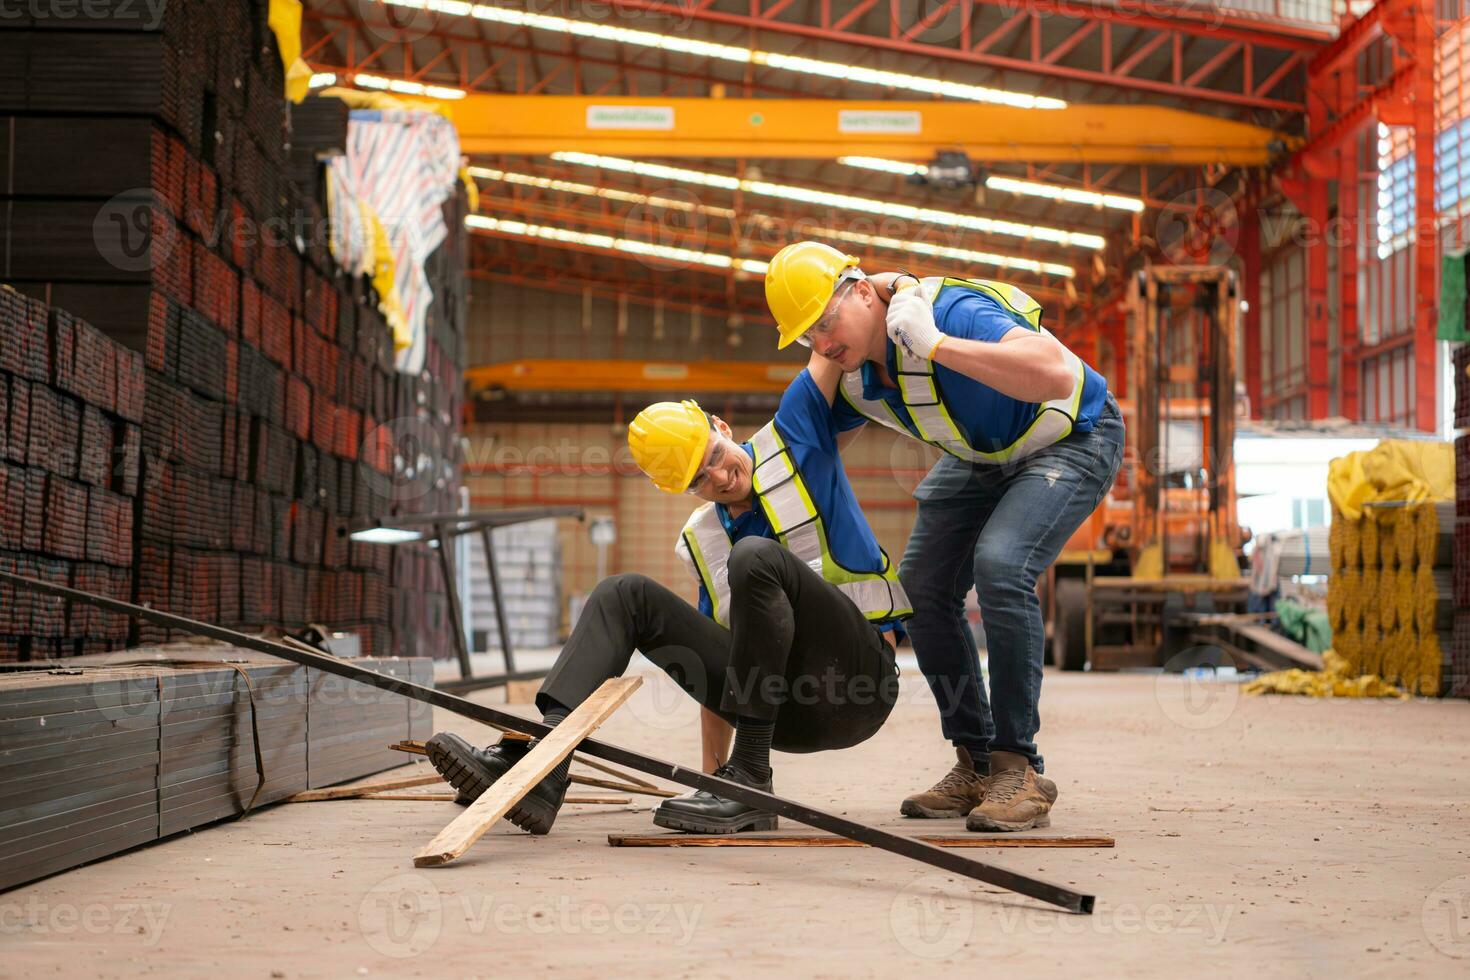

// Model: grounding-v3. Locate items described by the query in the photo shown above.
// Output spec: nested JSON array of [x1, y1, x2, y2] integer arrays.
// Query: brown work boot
[[900, 747, 988, 818], [965, 751, 1058, 832]]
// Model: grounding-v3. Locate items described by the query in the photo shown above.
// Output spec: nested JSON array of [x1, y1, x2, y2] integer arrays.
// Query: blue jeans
[[899, 394, 1125, 774]]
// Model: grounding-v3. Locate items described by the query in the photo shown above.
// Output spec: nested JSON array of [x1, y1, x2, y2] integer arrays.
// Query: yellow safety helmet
[[627, 399, 712, 494], [765, 241, 862, 349]]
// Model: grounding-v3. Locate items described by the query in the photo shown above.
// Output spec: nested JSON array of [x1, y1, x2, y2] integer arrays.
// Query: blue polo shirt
[[832, 285, 1108, 452], [695, 369, 906, 630]]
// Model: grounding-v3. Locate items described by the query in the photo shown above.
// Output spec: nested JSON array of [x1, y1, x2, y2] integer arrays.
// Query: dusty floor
[[4, 662, 1469, 978]]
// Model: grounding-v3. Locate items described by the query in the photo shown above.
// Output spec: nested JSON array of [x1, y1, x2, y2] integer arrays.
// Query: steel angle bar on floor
[[0, 571, 1096, 915], [608, 834, 1116, 848]]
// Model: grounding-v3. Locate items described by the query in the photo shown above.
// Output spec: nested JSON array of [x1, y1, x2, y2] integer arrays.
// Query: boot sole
[[651, 810, 779, 835], [965, 812, 1051, 832], [426, 736, 560, 835], [900, 800, 972, 819]]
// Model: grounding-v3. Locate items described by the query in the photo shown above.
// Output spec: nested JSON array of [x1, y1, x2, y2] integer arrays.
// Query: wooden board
[[607, 833, 1115, 848], [363, 792, 632, 804], [283, 771, 442, 802], [571, 754, 659, 789], [391, 737, 660, 792], [571, 774, 676, 798], [413, 677, 641, 867]]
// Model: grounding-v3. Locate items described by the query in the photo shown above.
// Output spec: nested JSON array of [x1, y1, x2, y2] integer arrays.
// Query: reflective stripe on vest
[[839, 276, 1086, 465], [673, 421, 911, 627]]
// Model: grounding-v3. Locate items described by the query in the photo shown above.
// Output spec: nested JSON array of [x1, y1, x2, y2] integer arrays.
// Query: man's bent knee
[[590, 572, 651, 607], [728, 536, 785, 585], [901, 557, 968, 619], [972, 546, 1030, 595]]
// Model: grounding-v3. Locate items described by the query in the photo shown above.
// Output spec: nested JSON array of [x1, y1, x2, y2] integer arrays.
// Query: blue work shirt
[[832, 285, 1109, 452], [695, 369, 906, 633]]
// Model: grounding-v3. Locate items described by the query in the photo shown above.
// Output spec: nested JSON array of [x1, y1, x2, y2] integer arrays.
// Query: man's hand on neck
[[867, 272, 904, 294]]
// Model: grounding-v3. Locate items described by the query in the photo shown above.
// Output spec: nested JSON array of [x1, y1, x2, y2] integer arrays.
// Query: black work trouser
[[538, 536, 899, 753]]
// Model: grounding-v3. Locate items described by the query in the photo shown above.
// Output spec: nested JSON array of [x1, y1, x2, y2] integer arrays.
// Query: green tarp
[[1438, 252, 1468, 342], [1275, 598, 1332, 655]]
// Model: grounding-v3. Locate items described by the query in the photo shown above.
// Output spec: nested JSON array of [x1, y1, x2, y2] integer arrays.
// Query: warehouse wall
[[463, 419, 932, 635]]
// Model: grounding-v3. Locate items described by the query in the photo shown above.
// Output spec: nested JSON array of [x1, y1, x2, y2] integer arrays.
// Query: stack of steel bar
[[1453, 345, 1470, 697], [1327, 499, 1457, 696], [0, 649, 434, 890], [0, 287, 144, 662], [0, 2, 466, 661]]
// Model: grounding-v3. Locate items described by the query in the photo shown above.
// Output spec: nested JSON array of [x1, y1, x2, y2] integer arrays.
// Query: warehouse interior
[[2, 0, 1470, 974]]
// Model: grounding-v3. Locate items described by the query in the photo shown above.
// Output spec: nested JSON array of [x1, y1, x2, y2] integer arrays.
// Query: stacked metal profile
[[0, 288, 144, 662], [0, 2, 466, 660], [1452, 345, 1470, 697], [467, 520, 564, 651], [0, 649, 433, 891]]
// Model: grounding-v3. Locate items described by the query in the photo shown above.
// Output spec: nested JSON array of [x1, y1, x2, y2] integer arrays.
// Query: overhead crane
[[446, 94, 1298, 165]]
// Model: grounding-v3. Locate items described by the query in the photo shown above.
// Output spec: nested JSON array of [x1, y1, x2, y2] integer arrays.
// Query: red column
[[1410, 0, 1439, 431], [1107, 311, 1128, 403], [1238, 193, 1263, 419], [1305, 178, 1332, 418], [1338, 127, 1361, 421]]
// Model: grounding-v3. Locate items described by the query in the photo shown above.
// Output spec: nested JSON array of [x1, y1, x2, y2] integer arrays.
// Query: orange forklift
[[1046, 265, 1252, 671]]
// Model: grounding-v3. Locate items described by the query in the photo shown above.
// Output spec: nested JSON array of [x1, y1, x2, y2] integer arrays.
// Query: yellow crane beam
[[452, 95, 1296, 165]]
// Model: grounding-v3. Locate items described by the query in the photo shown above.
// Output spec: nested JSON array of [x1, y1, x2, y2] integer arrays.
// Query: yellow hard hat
[[765, 241, 861, 349], [627, 399, 711, 494]]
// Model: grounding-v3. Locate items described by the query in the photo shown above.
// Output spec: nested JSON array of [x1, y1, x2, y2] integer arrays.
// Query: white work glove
[[885, 285, 945, 360]]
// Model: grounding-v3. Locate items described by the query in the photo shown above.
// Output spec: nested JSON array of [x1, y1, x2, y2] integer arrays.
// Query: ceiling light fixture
[[465, 214, 769, 274], [551, 152, 1106, 250], [466, 166, 1074, 278], [353, 71, 468, 100], [985, 175, 1145, 213], [466, 166, 736, 218]]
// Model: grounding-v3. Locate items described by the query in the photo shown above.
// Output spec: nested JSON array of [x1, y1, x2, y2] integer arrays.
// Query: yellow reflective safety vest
[[674, 421, 911, 627], [839, 276, 1087, 465]]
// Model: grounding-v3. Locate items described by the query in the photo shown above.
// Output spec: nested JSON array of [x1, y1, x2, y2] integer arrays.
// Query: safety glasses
[[684, 420, 723, 495], [794, 280, 854, 349]]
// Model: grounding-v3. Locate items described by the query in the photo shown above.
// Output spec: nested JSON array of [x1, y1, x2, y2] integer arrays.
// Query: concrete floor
[[4, 663, 1469, 978]]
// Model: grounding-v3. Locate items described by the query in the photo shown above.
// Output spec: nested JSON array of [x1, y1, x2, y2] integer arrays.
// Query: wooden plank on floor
[[413, 677, 642, 867], [362, 792, 632, 804], [571, 773, 676, 798], [283, 771, 442, 802], [393, 737, 659, 791], [571, 754, 660, 789], [607, 833, 1115, 848]]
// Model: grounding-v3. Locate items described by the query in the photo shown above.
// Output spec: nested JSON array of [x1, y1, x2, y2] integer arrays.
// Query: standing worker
[[424, 361, 912, 835], [763, 241, 1125, 832]]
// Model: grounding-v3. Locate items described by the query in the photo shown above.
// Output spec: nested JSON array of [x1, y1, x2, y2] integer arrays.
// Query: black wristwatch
[[889, 271, 921, 296]]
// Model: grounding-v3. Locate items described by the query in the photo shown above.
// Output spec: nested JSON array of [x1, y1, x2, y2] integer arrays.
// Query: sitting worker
[[764, 241, 1124, 832], [424, 361, 912, 835]]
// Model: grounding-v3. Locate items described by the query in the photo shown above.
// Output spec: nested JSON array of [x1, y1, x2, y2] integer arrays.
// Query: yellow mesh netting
[[1244, 650, 1407, 699], [1322, 441, 1452, 697]]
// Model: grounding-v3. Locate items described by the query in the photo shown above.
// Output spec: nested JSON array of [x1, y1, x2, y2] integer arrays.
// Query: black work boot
[[651, 763, 778, 834], [424, 732, 569, 835]]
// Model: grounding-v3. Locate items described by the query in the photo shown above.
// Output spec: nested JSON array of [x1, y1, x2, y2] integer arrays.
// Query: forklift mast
[[1126, 265, 1242, 580]]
